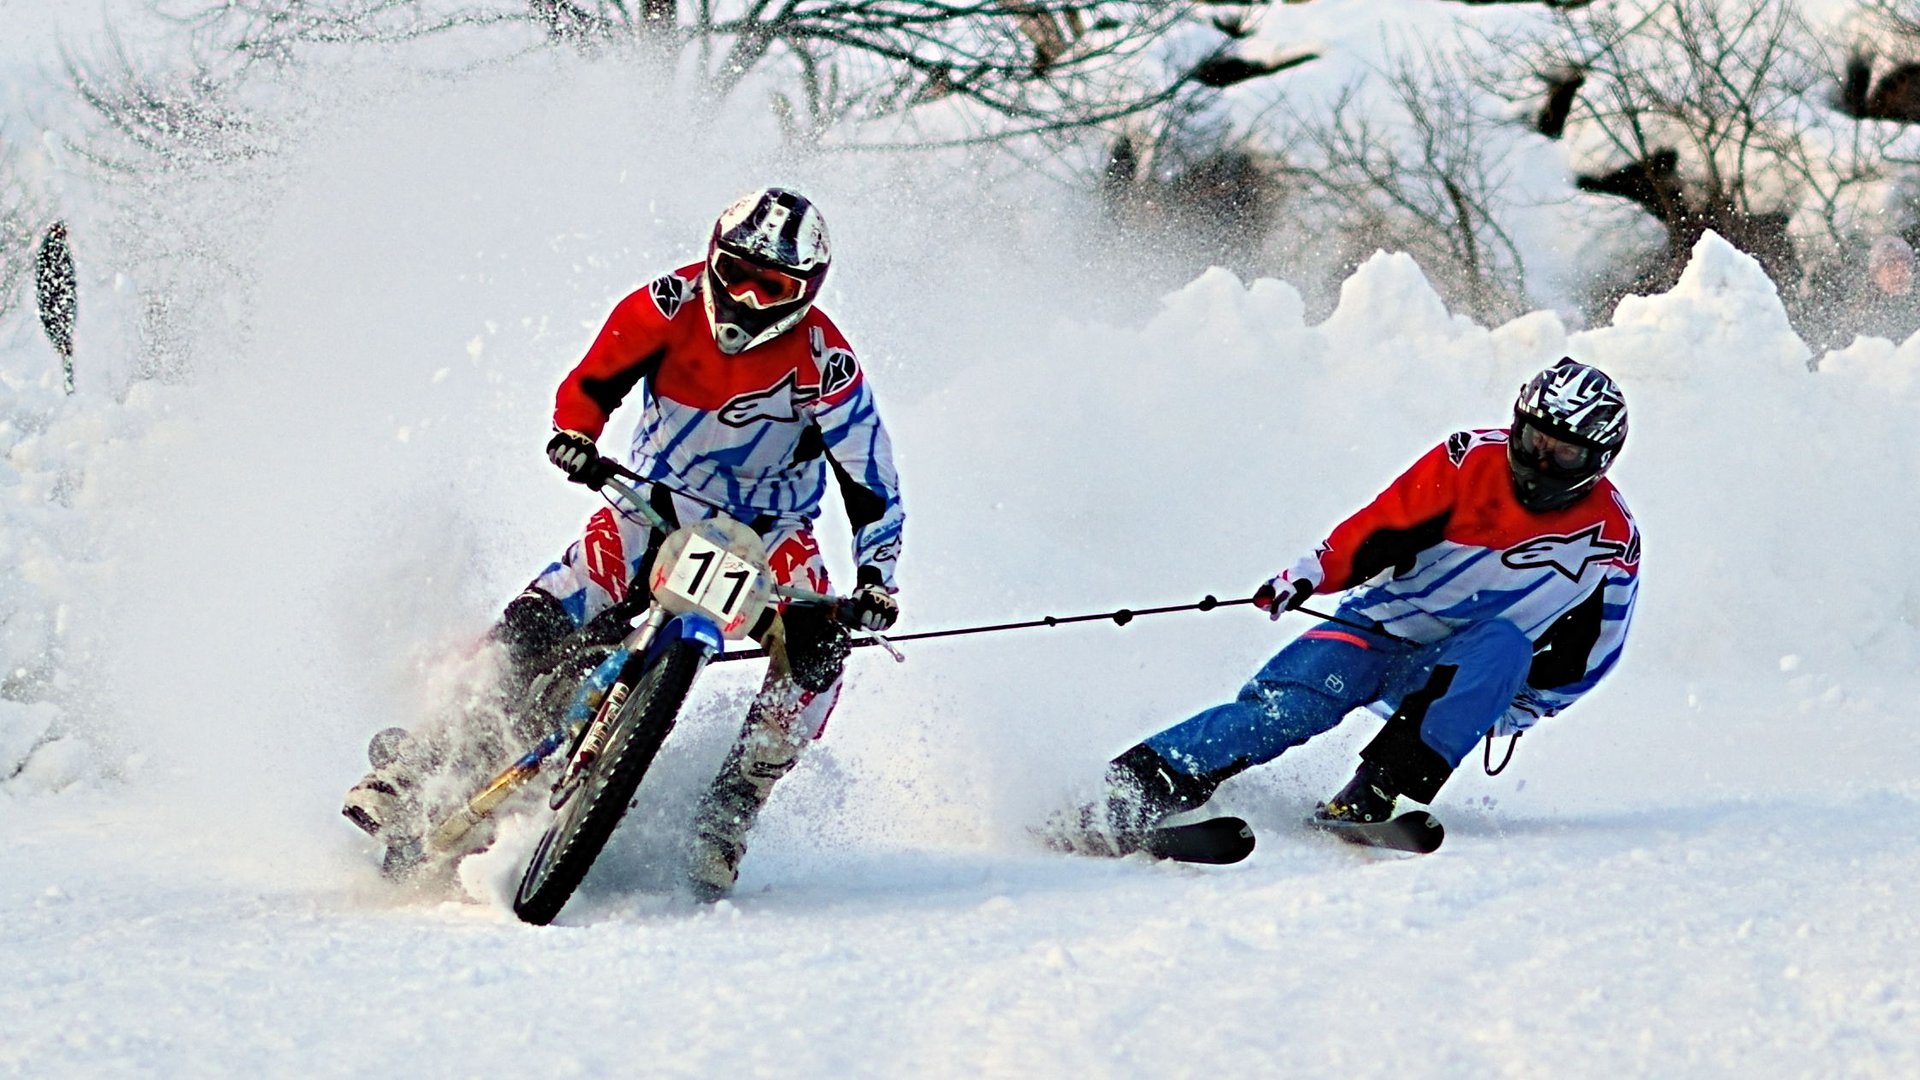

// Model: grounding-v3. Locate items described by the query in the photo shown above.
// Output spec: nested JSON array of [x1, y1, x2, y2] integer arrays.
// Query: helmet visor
[[711, 250, 807, 310], [1513, 420, 1593, 478]]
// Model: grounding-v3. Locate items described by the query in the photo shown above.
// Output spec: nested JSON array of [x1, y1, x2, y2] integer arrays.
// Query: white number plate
[[656, 532, 759, 632]]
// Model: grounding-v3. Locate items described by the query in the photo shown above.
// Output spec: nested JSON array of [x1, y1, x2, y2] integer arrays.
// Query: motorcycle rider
[[345, 188, 904, 901]]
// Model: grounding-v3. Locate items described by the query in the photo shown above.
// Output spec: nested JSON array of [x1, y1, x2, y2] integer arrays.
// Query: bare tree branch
[[1481, 0, 1910, 300], [1276, 50, 1531, 322], [121, 1, 1189, 147]]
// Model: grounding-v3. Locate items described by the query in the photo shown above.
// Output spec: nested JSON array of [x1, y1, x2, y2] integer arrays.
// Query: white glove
[[1253, 556, 1324, 621]]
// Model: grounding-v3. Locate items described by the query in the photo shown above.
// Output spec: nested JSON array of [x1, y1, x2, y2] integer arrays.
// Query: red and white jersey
[[1295, 430, 1640, 728], [554, 264, 903, 589]]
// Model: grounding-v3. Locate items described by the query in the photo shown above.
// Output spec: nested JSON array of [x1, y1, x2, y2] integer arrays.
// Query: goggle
[[711, 250, 807, 310], [1514, 421, 1593, 476]]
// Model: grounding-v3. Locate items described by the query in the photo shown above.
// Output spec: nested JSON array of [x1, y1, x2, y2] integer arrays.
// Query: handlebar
[[592, 462, 671, 533], [585, 459, 852, 623]]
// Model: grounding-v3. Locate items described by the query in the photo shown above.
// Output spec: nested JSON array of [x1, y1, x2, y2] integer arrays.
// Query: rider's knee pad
[[779, 605, 850, 694], [496, 589, 575, 671]]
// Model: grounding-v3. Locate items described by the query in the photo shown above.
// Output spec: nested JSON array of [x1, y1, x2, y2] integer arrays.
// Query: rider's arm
[[809, 329, 904, 593], [554, 285, 674, 439], [1306, 440, 1463, 592]]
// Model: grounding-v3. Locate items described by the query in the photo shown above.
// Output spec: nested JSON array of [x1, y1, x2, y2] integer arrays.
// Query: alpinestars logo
[[811, 326, 858, 399], [649, 273, 691, 319], [720, 372, 803, 426], [1446, 430, 1506, 466], [1502, 524, 1629, 582], [866, 539, 901, 567]]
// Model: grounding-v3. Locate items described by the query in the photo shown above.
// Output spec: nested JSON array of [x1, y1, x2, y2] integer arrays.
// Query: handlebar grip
[[587, 459, 642, 490], [773, 584, 836, 606]]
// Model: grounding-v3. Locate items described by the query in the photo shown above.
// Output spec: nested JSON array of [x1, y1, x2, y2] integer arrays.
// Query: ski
[[1307, 810, 1444, 855], [1039, 812, 1255, 865], [1133, 816, 1257, 864]]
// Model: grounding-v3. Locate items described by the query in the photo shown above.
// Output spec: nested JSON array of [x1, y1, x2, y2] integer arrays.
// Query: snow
[[5, 10, 1920, 1078]]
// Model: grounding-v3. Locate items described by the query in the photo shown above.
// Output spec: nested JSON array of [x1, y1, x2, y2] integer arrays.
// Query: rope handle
[[1483, 731, 1522, 776]]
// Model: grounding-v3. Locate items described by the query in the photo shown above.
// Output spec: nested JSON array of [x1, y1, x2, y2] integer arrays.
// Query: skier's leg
[[686, 529, 840, 901], [1328, 619, 1533, 818], [1103, 628, 1393, 829]]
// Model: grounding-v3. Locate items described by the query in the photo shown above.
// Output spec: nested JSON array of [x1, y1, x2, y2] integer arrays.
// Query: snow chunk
[[0, 699, 57, 780], [8, 734, 92, 794], [1581, 231, 1810, 375], [1153, 267, 1306, 342], [1247, 276, 1308, 334], [1817, 334, 1920, 395], [1489, 309, 1569, 367], [1319, 250, 1482, 346]]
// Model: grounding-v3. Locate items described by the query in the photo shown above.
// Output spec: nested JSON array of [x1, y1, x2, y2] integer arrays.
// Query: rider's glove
[[847, 567, 899, 632], [1253, 570, 1314, 622], [546, 429, 604, 486]]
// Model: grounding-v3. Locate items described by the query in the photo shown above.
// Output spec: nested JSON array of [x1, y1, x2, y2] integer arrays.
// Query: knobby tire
[[512, 640, 705, 925]]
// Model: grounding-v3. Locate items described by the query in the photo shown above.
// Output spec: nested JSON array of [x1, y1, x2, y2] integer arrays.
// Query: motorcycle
[[396, 462, 842, 925]]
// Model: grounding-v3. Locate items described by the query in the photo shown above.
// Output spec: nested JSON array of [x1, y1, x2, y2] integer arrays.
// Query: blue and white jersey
[[555, 265, 904, 589], [1287, 430, 1640, 732]]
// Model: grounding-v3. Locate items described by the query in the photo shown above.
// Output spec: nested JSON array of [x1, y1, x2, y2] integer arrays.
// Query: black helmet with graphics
[[702, 187, 831, 355], [1508, 357, 1628, 512]]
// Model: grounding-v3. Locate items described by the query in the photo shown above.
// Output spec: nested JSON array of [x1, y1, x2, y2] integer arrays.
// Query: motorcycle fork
[[552, 607, 667, 808]]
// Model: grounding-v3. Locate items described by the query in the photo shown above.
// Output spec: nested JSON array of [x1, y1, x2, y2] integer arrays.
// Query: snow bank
[[0, 355, 117, 789]]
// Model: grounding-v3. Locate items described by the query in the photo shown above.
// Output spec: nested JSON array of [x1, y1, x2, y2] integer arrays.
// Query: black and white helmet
[[702, 187, 831, 355], [1508, 358, 1628, 512]]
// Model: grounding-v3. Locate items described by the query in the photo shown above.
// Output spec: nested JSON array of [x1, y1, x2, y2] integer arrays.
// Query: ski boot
[[1046, 744, 1225, 856], [685, 707, 806, 902], [1314, 762, 1399, 825], [1104, 744, 1222, 832]]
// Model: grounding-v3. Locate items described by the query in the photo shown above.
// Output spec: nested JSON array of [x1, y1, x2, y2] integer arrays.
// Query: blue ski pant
[[1145, 617, 1533, 784]]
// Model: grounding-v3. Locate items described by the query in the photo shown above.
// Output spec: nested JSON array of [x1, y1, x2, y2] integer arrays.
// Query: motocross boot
[[342, 727, 418, 837], [341, 727, 433, 879], [685, 687, 808, 902]]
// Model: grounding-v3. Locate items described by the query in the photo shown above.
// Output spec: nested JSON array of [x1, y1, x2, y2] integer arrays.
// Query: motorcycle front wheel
[[512, 639, 706, 925]]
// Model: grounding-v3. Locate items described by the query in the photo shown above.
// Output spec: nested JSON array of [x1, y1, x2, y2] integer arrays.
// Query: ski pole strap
[[1483, 731, 1521, 776], [1294, 602, 1414, 646], [710, 594, 1260, 664]]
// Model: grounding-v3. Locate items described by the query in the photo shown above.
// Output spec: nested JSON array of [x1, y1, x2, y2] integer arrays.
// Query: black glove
[[546, 430, 604, 486], [1252, 572, 1314, 622], [847, 566, 899, 631]]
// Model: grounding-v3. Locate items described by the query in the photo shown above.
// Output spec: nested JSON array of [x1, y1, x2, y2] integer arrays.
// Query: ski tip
[[1308, 809, 1444, 855], [1140, 816, 1256, 864]]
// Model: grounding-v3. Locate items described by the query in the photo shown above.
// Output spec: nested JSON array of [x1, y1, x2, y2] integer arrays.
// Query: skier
[[344, 188, 905, 900], [1096, 358, 1637, 843]]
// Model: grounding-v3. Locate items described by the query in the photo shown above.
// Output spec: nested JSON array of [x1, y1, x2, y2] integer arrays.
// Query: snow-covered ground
[[7, 5, 1920, 1077]]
